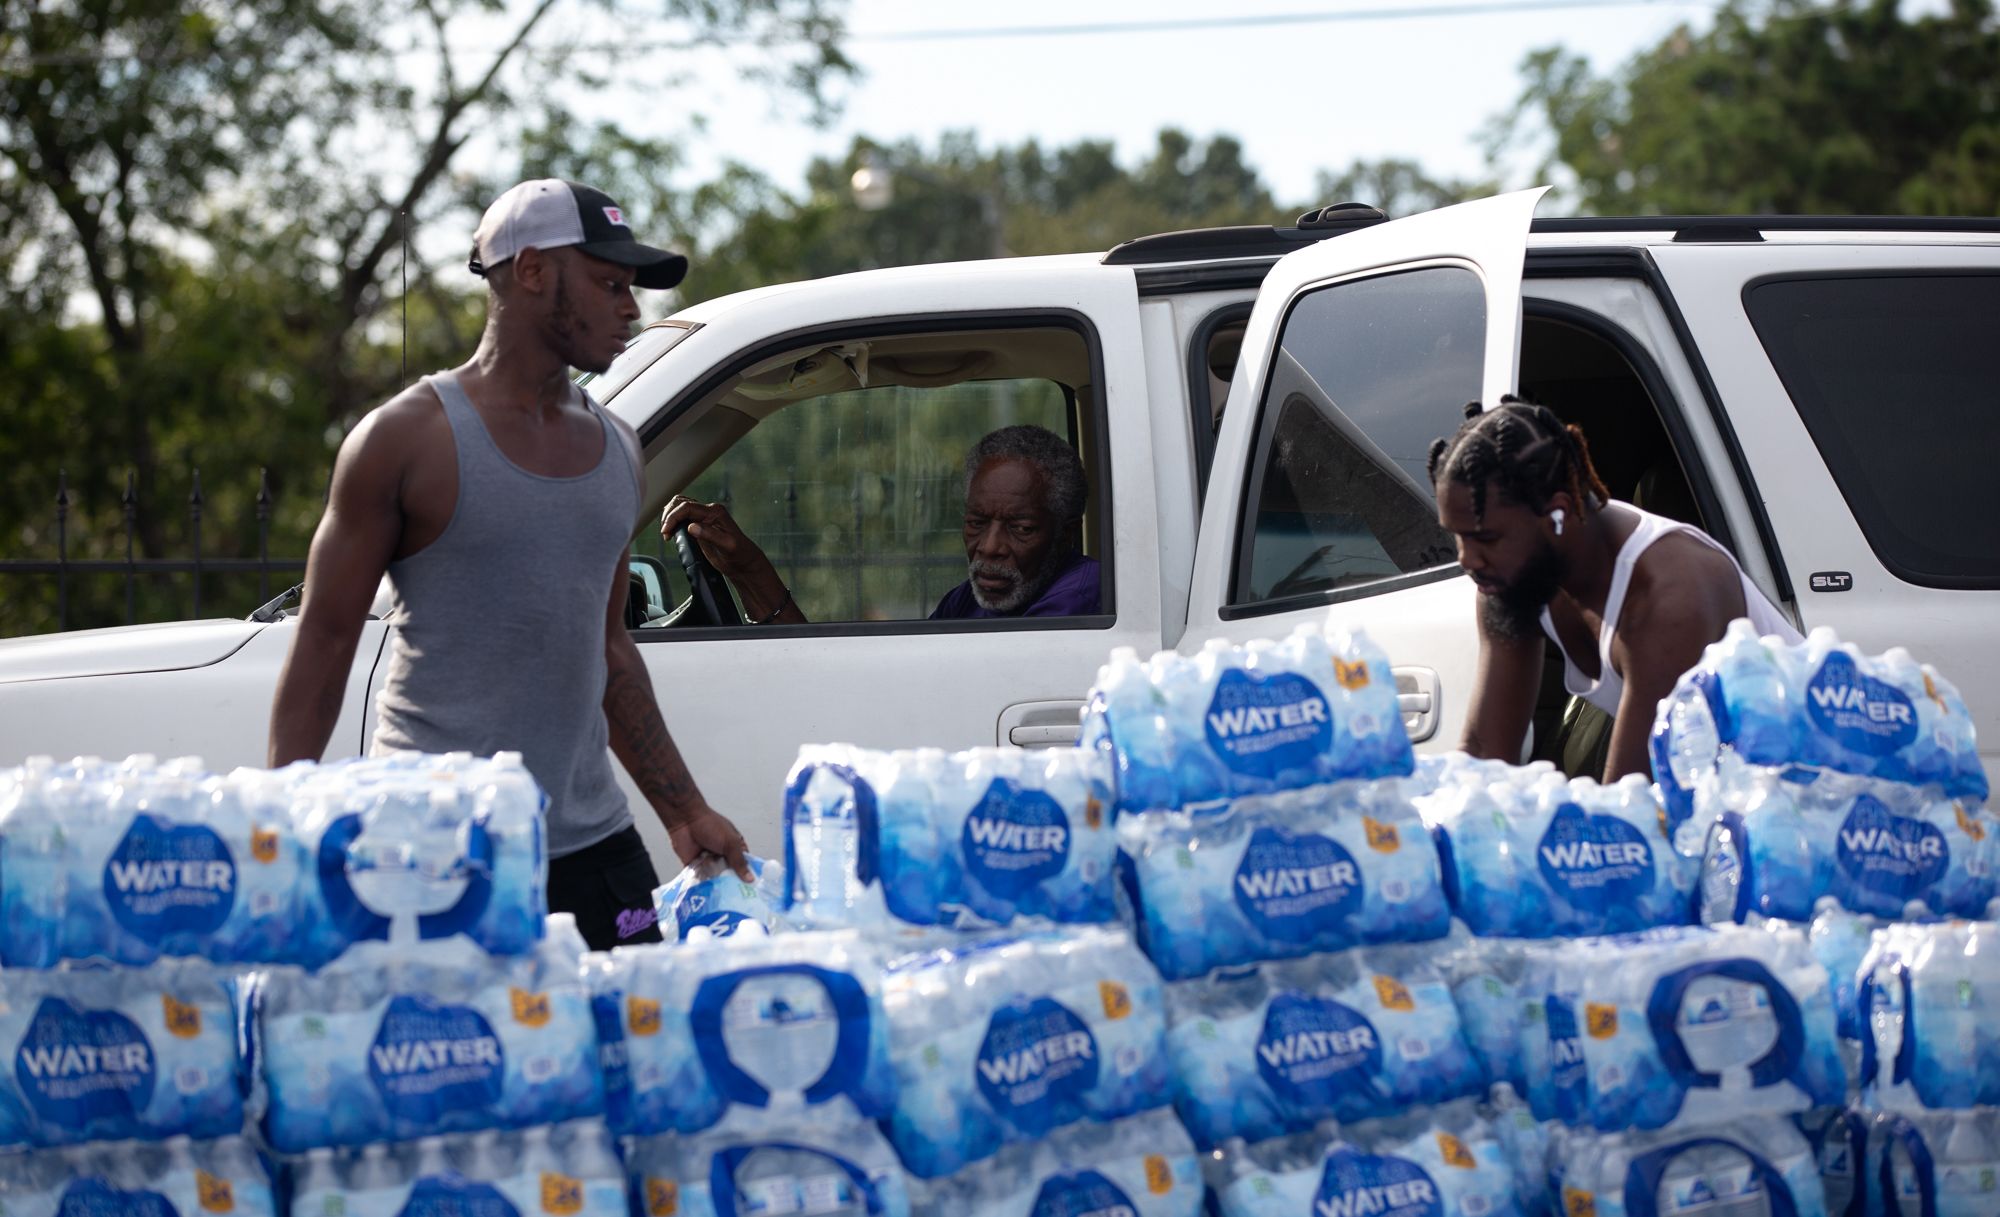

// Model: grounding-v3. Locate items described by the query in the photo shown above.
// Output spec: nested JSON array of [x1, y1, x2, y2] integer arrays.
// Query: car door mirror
[[629, 555, 672, 622]]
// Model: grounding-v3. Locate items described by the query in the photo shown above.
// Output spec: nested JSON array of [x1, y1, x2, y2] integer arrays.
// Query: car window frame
[[625, 309, 1119, 642], [1222, 262, 1487, 620]]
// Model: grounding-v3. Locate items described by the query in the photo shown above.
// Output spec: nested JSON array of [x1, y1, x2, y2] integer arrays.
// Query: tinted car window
[[1745, 274, 2000, 587], [1231, 266, 1479, 607]]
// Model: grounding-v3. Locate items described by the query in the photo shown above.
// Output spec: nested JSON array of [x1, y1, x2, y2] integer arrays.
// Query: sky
[[664, 0, 1721, 208]]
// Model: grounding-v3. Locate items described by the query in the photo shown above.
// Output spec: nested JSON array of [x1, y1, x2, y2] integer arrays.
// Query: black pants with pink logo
[[547, 825, 665, 951]]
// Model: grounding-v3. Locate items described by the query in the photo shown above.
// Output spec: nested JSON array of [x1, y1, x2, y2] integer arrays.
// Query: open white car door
[[1185, 188, 1547, 751]]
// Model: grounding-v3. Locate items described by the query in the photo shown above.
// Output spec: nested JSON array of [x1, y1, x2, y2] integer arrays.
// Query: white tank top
[[1540, 506, 1802, 716]]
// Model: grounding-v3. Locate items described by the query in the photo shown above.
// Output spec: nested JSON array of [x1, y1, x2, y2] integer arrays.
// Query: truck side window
[[1230, 266, 1479, 608], [1745, 273, 2000, 588], [635, 322, 1107, 624]]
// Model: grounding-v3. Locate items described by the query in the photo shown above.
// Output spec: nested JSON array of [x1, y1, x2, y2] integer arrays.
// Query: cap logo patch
[[602, 206, 626, 227]]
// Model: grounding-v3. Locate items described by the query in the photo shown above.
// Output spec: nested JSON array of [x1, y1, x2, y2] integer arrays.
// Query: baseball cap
[[468, 179, 688, 290]]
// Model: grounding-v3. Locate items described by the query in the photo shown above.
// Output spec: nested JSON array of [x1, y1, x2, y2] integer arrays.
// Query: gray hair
[[963, 425, 1087, 524]]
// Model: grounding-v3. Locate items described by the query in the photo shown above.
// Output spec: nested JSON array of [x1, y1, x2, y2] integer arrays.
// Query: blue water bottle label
[[1538, 803, 1657, 915], [1254, 992, 1383, 1110], [1030, 1170, 1140, 1217], [1315, 1147, 1444, 1217], [1806, 652, 1918, 756], [1204, 670, 1333, 777], [961, 780, 1071, 900], [103, 816, 238, 943], [1234, 826, 1364, 938], [1836, 794, 1948, 901], [16, 997, 157, 1127], [366, 996, 504, 1123], [401, 1173, 523, 1217], [975, 997, 1100, 1135], [55, 1179, 180, 1217]]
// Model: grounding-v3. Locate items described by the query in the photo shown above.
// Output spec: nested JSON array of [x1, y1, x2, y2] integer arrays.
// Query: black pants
[[548, 825, 665, 951]]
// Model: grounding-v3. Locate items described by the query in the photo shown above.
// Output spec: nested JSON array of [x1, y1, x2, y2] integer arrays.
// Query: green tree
[[1496, 0, 2000, 215], [0, 0, 849, 634], [674, 128, 1288, 303], [1314, 158, 1494, 217]]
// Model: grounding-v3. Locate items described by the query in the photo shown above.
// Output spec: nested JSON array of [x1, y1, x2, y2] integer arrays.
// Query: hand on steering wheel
[[659, 497, 790, 626], [669, 526, 743, 627]]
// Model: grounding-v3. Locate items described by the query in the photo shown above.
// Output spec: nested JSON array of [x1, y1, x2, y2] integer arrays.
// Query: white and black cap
[[468, 179, 687, 289]]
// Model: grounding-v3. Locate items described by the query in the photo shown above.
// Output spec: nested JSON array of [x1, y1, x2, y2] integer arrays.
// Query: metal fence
[[6, 465, 976, 632], [0, 468, 310, 633]]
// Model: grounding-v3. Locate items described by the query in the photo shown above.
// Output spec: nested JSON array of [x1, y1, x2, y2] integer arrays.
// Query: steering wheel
[[667, 526, 744, 628]]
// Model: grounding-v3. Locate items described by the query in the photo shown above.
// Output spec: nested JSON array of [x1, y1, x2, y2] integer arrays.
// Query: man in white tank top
[[1427, 398, 1801, 782]]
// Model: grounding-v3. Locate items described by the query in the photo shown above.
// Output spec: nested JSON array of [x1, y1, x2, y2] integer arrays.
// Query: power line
[[0, 0, 1705, 70], [848, 0, 1701, 43]]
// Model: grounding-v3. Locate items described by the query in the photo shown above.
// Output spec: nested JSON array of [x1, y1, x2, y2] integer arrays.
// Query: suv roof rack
[[1101, 203, 1387, 266], [1537, 215, 2000, 239], [1106, 210, 2000, 266]]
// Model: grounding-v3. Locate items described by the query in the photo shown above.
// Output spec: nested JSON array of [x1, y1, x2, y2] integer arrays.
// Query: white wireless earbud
[[1550, 508, 1566, 537]]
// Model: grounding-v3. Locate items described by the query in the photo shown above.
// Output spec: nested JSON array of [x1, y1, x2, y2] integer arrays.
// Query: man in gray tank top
[[268, 179, 749, 950]]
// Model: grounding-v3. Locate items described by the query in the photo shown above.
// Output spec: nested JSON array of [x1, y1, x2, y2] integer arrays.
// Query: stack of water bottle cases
[[0, 613, 1989, 1217]]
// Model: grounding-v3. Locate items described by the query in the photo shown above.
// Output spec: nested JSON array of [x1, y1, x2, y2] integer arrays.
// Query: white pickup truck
[[3, 190, 1996, 874]]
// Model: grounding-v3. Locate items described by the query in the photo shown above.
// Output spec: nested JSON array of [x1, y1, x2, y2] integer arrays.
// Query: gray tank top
[[372, 370, 642, 858]]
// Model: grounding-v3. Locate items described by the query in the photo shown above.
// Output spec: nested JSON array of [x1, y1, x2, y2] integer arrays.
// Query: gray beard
[[969, 557, 1060, 614]]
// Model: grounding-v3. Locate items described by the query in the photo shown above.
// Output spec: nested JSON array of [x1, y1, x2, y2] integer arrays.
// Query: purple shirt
[[929, 554, 1103, 620]]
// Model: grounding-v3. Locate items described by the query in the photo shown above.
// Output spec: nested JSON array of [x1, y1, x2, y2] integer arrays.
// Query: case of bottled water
[[904, 1107, 1203, 1217], [654, 853, 791, 941], [1550, 1117, 1829, 1217], [1164, 945, 1484, 1149], [1117, 779, 1450, 981], [1858, 920, 2000, 1111], [0, 957, 244, 1147], [879, 926, 1170, 1178], [285, 1118, 627, 1216], [0, 1134, 278, 1217], [586, 928, 894, 1137], [1082, 626, 1413, 816], [1208, 1099, 1535, 1217], [1522, 923, 1845, 1133], [255, 915, 601, 1152], [625, 1111, 913, 1217]]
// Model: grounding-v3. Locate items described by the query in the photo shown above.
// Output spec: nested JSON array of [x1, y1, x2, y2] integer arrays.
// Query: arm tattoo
[[602, 661, 699, 826]]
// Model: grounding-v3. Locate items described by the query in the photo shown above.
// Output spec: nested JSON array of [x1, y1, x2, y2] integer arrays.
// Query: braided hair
[[1425, 396, 1611, 523]]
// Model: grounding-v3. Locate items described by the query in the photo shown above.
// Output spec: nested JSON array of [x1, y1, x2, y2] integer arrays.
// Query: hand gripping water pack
[[1695, 755, 2000, 924], [1164, 945, 1484, 1149], [286, 1119, 628, 1217], [1551, 1117, 1829, 1217], [286, 751, 548, 968], [1651, 622, 1989, 831], [587, 929, 894, 1137], [1858, 920, 2000, 1111], [1523, 923, 1846, 1133], [655, 854, 791, 941], [1117, 779, 1450, 981], [626, 1112, 913, 1217], [1209, 1098, 1535, 1217], [255, 915, 600, 1152], [0, 958, 243, 1147], [881, 926, 1170, 1178], [0, 755, 308, 968], [1872, 1107, 2000, 1217], [1083, 626, 1414, 815], [905, 1107, 1204, 1217], [1418, 763, 1696, 939], [0, 1135, 278, 1217]]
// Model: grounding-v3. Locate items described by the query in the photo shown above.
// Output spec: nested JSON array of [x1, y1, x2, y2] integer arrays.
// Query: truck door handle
[[999, 700, 1086, 749], [1393, 666, 1441, 744]]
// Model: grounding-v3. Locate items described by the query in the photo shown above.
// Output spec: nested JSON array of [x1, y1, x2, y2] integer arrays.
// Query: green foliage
[[1315, 158, 1494, 217], [0, 0, 850, 634], [1499, 0, 2000, 214]]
